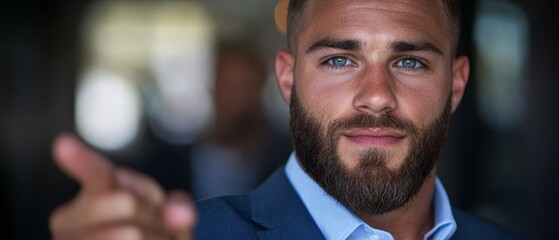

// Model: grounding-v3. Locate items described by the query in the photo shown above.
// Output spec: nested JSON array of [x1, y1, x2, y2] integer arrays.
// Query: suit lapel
[[249, 167, 325, 240]]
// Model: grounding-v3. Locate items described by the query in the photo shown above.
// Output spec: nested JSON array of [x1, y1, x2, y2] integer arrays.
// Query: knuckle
[[49, 209, 63, 232], [76, 191, 140, 226], [85, 225, 144, 240], [49, 202, 74, 232], [113, 191, 141, 219], [119, 225, 143, 240], [110, 191, 138, 218]]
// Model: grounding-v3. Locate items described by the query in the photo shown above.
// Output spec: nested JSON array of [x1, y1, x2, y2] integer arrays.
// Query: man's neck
[[356, 171, 437, 240]]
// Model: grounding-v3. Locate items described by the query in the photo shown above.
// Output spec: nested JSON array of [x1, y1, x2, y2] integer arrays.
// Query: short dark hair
[[286, 0, 462, 54]]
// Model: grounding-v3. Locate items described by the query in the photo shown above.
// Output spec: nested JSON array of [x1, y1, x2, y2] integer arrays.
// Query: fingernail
[[54, 135, 77, 158], [165, 201, 196, 229]]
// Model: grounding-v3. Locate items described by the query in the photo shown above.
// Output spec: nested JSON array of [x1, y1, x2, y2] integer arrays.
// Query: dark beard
[[289, 90, 451, 215]]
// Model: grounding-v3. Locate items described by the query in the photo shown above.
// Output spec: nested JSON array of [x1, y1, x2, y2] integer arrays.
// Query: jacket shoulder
[[452, 208, 525, 240], [193, 167, 325, 240], [195, 195, 261, 240]]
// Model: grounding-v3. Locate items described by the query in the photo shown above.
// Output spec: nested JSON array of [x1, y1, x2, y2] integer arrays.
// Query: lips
[[342, 128, 406, 146]]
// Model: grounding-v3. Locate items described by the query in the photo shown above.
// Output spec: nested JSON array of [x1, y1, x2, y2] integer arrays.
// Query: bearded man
[[50, 0, 522, 239]]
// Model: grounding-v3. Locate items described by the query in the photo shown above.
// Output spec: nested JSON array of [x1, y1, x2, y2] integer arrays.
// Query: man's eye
[[326, 56, 353, 68], [396, 58, 423, 69]]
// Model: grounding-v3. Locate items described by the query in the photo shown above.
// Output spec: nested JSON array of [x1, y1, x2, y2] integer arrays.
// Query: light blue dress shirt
[[284, 153, 457, 240]]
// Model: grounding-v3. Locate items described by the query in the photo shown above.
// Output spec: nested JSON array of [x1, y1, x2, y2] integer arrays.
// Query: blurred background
[[0, 0, 557, 239]]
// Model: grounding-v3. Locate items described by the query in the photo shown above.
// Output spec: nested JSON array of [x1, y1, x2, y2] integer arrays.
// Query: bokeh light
[[76, 68, 141, 150]]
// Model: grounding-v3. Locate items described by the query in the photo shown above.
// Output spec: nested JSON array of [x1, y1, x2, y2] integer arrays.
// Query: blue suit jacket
[[195, 167, 522, 239]]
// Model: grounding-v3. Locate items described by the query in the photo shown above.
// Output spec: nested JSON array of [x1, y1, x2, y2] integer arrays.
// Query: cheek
[[295, 65, 361, 122], [378, 60, 447, 118], [395, 75, 451, 127]]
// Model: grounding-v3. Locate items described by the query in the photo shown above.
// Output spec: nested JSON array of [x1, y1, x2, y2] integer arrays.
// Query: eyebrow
[[305, 38, 364, 54], [305, 38, 443, 56], [390, 41, 443, 55]]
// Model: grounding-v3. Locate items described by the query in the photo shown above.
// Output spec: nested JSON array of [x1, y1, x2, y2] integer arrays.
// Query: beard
[[289, 90, 451, 215]]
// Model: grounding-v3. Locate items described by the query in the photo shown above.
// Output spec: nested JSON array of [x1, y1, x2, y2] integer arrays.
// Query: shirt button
[[370, 234, 380, 240]]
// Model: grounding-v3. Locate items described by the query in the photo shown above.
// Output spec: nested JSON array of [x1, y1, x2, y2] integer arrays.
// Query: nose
[[352, 65, 397, 114]]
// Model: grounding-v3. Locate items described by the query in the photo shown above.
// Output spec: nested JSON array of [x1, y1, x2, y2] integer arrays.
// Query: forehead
[[299, 0, 452, 54]]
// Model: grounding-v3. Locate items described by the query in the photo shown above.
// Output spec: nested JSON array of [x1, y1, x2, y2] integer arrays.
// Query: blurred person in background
[[190, 42, 290, 199]]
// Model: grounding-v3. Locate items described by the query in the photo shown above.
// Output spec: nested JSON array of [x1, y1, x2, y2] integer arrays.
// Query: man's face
[[290, 87, 451, 214], [275, 0, 469, 214], [214, 51, 264, 124]]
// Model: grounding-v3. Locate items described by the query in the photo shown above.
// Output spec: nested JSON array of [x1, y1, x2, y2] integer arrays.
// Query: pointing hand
[[49, 134, 196, 240]]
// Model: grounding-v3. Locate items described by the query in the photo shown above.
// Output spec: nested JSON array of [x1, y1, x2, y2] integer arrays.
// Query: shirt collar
[[284, 152, 457, 240], [425, 177, 457, 240]]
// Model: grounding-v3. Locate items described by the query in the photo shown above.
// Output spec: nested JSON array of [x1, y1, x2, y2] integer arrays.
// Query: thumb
[[162, 191, 197, 240], [52, 133, 115, 194]]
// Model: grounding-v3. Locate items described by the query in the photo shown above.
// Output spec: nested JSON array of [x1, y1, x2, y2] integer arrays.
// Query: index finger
[[53, 133, 115, 194]]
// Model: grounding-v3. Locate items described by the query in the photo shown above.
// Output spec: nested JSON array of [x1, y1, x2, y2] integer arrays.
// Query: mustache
[[327, 113, 418, 137]]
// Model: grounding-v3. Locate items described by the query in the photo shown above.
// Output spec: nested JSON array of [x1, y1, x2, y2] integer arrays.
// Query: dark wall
[[521, 0, 559, 238], [1, 1, 85, 239], [442, 1, 559, 239]]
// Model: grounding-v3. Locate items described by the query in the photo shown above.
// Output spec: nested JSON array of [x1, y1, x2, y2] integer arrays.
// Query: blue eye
[[396, 58, 423, 69], [326, 56, 353, 68]]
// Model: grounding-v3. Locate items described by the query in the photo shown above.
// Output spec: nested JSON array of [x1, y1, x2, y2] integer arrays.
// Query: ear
[[274, 49, 295, 104], [450, 56, 470, 113]]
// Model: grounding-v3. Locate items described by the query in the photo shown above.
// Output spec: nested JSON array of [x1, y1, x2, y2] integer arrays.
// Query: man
[[49, 0, 521, 239], [189, 43, 290, 199]]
